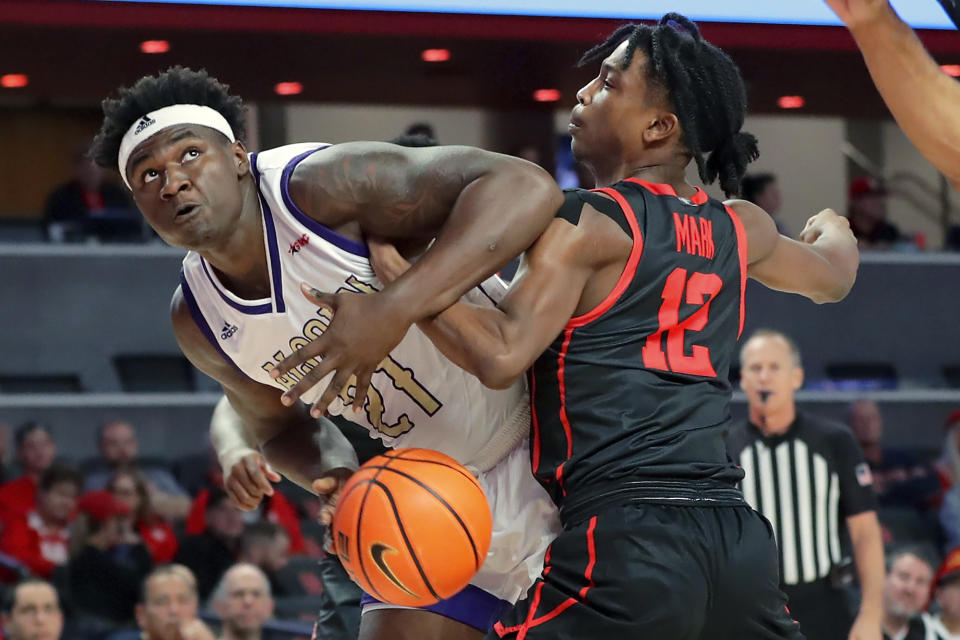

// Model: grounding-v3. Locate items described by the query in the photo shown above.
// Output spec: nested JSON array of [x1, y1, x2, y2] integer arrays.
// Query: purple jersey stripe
[[279, 146, 370, 258]]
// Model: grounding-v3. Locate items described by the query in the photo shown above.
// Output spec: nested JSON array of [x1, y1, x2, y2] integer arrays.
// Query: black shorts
[[488, 500, 805, 640]]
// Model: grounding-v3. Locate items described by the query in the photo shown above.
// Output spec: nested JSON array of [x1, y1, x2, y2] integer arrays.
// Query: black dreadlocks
[[92, 66, 246, 172], [579, 13, 758, 197]]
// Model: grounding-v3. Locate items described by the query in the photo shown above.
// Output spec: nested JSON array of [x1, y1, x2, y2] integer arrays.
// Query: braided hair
[[580, 14, 759, 196]]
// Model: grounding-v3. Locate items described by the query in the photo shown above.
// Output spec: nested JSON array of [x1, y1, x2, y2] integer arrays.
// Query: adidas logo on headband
[[134, 115, 156, 136]]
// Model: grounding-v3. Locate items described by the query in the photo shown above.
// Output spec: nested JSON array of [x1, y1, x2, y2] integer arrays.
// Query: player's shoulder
[[169, 286, 222, 371], [252, 142, 332, 174], [724, 198, 778, 264]]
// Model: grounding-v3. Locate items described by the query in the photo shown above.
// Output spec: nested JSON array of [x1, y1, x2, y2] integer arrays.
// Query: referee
[[726, 329, 885, 640]]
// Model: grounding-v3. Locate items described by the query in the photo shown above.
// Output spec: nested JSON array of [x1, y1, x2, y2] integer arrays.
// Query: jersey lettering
[[641, 267, 722, 377], [259, 274, 441, 437]]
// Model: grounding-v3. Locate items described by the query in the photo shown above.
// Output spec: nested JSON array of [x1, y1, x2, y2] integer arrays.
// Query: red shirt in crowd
[[0, 511, 69, 578], [138, 520, 178, 564], [0, 477, 38, 523]]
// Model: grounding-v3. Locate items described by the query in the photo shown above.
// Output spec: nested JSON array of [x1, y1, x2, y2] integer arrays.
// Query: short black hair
[[38, 464, 82, 493], [741, 173, 777, 205], [579, 13, 758, 196], [14, 422, 51, 449], [92, 66, 247, 172]]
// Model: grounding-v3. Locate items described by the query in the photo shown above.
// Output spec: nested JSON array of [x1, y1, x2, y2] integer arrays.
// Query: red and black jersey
[[531, 179, 747, 507]]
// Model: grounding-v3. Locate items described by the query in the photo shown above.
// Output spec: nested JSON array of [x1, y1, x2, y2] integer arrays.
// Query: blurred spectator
[[937, 410, 960, 489], [136, 565, 215, 640], [847, 177, 903, 250], [930, 548, 960, 639], [0, 465, 81, 580], [186, 489, 304, 557], [84, 421, 190, 521], [726, 330, 883, 640], [237, 524, 293, 598], [211, 564, 274, 640], [403, 122, 435, 141], [2, 579, 63, 640], [109, 466, 178, 564], [741, 173, 787, 235], [0, 423, 57, 523], [42, 145, 140, 243], [849, 400, 941, 511], [68, 490, 152, 625], [881, 546, 937, 640], [176, 489, 243, 601]]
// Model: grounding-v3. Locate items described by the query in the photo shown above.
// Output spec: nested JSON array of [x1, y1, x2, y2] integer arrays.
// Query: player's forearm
[[261, 417, 358, 493], [416, 302, 525, 390], [808, 228, 860, 302], [850, 7, 960, 186], [210, 395, 258, 466], [849, 512, 885, 621], [382, 163, 562, 321]]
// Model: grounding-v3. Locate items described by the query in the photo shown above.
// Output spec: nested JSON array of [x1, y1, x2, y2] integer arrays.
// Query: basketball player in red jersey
[[360, 14, 869, 639], [825, 0, 960, 192]]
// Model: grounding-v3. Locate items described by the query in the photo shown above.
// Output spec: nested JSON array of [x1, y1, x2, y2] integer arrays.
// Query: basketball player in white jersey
[[91, 67, 563, 640]]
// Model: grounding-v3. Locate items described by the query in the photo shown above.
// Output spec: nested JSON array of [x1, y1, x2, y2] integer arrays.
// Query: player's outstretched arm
[[826, 0, 960, 189], [273, 143, 563, 415], [171, 288, 357, 508], [728, 200, 860, 304], [367, 206, 622, 389]]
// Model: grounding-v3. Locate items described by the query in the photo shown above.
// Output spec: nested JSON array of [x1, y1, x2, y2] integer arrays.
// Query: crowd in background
[[0, 419, 365, 640]]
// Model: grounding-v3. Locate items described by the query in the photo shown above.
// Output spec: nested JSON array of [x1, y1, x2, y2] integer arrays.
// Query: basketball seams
[[354, 477, 388, 602], [375, 465, 485, 570], [370, 478, 442, 602]]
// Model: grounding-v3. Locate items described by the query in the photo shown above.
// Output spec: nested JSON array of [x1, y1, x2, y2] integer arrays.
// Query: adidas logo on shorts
[[134, 115, 156, 135]]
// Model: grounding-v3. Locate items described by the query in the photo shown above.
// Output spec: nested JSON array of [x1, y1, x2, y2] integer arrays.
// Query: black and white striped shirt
[[726, 412, 877, 586]]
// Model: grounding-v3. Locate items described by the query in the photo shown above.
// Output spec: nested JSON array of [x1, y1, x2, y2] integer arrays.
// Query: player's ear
[[792, 366, 804, 391], [643, 112, 679, 145], [230, 141, 249, 178]]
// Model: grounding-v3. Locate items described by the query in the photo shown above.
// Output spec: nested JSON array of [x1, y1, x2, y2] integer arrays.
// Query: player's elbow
[[475, 355, 524, 390]]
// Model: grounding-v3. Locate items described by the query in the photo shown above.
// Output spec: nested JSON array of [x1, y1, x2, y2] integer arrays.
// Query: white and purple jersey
[[179, 143, 529, 472]]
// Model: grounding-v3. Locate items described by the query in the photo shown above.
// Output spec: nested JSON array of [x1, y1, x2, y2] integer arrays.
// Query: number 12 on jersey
[[641, 267, 722, 377]]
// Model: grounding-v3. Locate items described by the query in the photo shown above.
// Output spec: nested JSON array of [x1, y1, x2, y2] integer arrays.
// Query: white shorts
[[362, 439, 560, 613]]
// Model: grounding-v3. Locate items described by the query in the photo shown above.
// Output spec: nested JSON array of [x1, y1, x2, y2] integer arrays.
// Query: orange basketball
[[331, 448, 492, 607]]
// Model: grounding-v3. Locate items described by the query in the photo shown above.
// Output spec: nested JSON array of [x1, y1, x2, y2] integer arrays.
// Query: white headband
[[117, 104, 236, 189]]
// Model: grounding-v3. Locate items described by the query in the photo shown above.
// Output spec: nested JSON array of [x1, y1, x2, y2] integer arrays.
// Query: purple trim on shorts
[[250, 152, 286, 313], [279, 145, 370, 258], [360, 584, 510, 632]]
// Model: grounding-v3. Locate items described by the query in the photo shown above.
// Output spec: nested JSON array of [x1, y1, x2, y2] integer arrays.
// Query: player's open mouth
[[175, 203, 201, 218]]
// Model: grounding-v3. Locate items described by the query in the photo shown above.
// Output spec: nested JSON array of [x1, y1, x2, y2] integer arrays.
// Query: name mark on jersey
[[258, 274, 442, 438], [673, 212, 716, 260]]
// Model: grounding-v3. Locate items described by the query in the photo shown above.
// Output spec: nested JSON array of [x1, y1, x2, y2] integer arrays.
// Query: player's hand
[[271, 283, 413, 418], [799, 208, 855, 245], [222, 448, 282, 511], [823, 0, 892, 30], [313, 467, 354, 526], [369, 237, 413, 285], [847, 611, 882, 640]]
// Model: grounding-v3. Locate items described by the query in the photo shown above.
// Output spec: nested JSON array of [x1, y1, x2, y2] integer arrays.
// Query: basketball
[[331, 448, 493, 607]]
